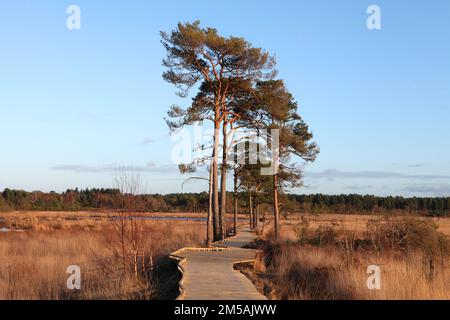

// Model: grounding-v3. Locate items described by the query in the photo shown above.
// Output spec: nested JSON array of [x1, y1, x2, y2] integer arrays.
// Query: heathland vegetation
[[240, 216, 450, 300], [0, 217, 206, 299]]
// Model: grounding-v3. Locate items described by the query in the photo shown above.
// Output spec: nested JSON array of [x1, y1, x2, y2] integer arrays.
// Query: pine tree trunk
[[220, 122, 228, 239], [273, 174, 279, 241], [254, 204, 259, 228], [212, 123, 221, 241], [233, 169, 238, 236], [207, 161, 213, 247], [252, 205, 256, 229], [249, 188, 253, 229]]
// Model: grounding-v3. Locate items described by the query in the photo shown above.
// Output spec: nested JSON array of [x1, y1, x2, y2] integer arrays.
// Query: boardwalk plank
[[176, 226, 266, 300]]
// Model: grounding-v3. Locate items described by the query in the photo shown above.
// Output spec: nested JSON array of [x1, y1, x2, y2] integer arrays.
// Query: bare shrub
[[367, 218, 450, 279], [295, 220, 339, 247], [100, 168, 155, 298]]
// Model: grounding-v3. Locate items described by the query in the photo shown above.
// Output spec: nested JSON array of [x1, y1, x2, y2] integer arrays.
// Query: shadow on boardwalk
[[170, 226, 267, 300]]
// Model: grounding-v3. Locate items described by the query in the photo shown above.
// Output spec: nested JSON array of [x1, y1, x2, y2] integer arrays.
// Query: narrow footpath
[[172, 226, 266, 300]]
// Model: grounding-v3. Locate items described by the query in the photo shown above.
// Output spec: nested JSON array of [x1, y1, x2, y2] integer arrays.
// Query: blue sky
[[0, 0, 449, 196]]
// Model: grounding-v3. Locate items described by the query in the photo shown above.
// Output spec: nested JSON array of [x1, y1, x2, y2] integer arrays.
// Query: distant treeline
[[0, 188, 449, 217]]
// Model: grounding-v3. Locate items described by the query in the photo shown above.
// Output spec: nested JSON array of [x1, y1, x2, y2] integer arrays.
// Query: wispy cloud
[[51, 163, 177, 174], [140, 137, 155, 146], [344, 184, 374, 190], [408, 163, 425, 168], [305, 169, 450, 181], [401, 184, 450, 195]]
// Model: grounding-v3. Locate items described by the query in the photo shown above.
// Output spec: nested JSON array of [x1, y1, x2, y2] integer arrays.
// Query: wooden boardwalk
[[170, 226, 266, 300]]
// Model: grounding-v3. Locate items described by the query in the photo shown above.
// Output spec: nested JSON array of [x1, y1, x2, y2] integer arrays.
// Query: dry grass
[[0, 210, 246, 232], [250, 215, 450, 300], [0, 217, 205, 300], [280, 213, 450, 240], [256, 244, 449, 300]]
